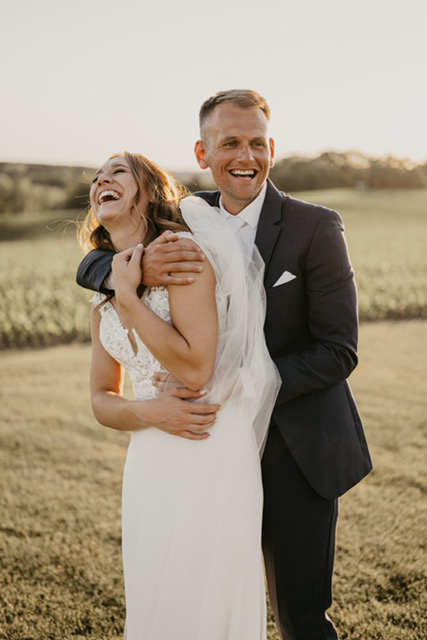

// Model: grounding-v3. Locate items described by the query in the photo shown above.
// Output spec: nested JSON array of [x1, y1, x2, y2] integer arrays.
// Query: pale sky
[[1, 0, 426, 171]]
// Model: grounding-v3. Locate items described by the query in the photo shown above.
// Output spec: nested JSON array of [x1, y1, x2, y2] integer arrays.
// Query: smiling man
[[194, 99, 275, 213], [77, 89, 372, 640]]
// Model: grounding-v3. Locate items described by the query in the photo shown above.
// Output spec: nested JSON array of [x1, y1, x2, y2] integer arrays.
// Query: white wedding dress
[[91, 197, 280, 640]]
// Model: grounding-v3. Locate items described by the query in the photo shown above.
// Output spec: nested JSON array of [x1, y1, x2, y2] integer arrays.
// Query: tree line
[[1, 151, 426, 214]]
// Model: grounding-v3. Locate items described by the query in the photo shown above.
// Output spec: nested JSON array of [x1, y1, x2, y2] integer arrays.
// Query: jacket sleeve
[[76, 249, 115, 294], [274, 209, 359, 406]]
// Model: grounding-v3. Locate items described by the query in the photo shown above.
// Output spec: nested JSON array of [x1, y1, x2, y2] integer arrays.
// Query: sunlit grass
[[0, 321, 426, 638]]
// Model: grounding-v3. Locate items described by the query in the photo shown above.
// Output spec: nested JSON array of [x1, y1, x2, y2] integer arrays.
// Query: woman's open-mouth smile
[[98, 189, 122, 204]]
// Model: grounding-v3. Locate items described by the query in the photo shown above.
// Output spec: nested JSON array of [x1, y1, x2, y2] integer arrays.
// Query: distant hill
[[0, 161, 218, 214], [0, 162, 94, 214], [1, 152, 426, 214], [270, 151, 427, 192]]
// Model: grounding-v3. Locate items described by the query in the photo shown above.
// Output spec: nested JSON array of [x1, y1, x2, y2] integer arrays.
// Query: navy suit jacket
[[77, 180, 372, 499]]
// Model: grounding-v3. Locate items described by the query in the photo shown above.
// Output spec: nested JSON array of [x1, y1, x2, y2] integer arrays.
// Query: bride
[[80, 151, 280, 639]]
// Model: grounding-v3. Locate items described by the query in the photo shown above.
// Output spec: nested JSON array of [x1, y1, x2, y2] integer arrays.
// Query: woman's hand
[[112, 244, 145, 302]]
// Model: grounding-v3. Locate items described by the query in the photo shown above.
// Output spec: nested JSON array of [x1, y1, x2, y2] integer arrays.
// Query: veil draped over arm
[[179, 196, 281, 455]]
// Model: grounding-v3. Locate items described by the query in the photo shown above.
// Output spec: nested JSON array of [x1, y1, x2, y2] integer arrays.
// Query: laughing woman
[[80, 152, 279, 640]]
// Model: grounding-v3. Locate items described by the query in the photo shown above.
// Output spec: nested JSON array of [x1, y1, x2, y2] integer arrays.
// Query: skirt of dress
[[121, 402, 267, 640]]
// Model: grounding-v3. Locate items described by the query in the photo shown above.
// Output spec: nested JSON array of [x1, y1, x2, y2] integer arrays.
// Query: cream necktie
[[227, 215, 253, 262]]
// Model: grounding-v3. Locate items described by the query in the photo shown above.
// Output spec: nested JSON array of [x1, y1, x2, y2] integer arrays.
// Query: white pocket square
[[273, 271, 297, 287]]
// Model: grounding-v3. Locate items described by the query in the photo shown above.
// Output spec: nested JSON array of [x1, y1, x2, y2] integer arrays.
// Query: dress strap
[[91, 291, 108, 313], [176, 231, 205, 252]]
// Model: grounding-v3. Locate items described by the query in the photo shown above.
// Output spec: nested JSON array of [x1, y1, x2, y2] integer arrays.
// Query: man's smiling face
[[195, 103, 275, 214]]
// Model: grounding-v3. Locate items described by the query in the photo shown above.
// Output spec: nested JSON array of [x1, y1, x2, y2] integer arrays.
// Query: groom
[[77, 90, 372, 639]]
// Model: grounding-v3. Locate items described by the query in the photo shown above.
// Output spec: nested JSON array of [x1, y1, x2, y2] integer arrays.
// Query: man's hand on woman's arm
[[92, 387, 219, 441], [142, 387, 220, 440], [76, 231, 206, 293], [141, 231, 205, 287], [91, 309, 219, 440]]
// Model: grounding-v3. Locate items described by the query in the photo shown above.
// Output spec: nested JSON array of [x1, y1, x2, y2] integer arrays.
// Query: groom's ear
[[194, 140, 209, 170], [269, 138, 275, 168]]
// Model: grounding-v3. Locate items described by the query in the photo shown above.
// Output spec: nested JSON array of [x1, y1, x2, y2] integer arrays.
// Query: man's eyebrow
[[219, 135, 267, 143], [219, 135, 238, 143]]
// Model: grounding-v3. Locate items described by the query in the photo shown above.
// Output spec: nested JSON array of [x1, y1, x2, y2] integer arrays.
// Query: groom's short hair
[[199, 89, 271, 140]]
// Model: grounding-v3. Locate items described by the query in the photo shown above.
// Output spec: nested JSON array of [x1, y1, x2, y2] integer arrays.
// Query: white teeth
[[230, 169, 255, 177], [98, 190, 121, 204]]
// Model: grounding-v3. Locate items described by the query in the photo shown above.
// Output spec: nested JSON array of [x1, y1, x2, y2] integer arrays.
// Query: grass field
[[0, 211, 90, 349], [0, 189, 426, 349], [0, 321, 426, 639], [308, 189, 427, 322]]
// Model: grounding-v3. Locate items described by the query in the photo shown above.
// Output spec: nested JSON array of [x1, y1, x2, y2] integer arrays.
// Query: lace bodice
[[91, 234, 227, 402], [92, 286, 173, 401]]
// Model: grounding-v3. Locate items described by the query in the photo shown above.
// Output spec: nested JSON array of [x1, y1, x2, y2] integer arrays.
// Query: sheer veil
[[179, 196, 281, 454]]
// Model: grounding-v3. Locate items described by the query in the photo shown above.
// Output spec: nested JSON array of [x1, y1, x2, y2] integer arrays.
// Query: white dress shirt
[[218, 183, 267, 261]]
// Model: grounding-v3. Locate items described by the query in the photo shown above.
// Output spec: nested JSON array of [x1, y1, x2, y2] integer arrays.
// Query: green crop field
[[0, 321, 426, 639], [308, 189, 427, 322], [0, 188, 426, 349], [0, 211, 90, 349]]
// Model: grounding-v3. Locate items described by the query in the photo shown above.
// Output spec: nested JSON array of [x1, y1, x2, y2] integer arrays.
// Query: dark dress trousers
[[77, 180, 372, 639]]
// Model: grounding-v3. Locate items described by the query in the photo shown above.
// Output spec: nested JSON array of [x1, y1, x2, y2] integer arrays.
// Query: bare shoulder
[[91, 305, 101, 324], [169, 236, 216, 288]]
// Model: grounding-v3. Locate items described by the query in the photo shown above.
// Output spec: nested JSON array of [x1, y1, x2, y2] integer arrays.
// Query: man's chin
[[225, 184, 261, 205]]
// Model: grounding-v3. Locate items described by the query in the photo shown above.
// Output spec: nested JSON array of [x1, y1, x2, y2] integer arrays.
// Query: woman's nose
[[97, 172, 112, 185]]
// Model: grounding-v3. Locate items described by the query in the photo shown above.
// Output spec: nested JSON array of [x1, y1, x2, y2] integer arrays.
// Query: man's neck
[[221, 197, 255, 216], [219, 182, 267, 216]]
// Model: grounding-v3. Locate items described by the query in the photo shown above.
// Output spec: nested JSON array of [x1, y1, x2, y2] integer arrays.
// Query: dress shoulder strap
[[91, 291, 108, 313], [176, 230, 204, 251]]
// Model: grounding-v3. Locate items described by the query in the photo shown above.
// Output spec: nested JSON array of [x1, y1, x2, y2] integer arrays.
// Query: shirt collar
[[219, 182, 267, 229]]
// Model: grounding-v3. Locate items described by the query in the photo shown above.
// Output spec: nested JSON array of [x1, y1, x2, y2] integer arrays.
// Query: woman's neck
[[108, 221, 146, 252]]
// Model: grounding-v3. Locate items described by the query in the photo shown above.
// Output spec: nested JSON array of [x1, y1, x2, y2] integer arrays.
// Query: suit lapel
[[197, 181, 283, 284], [255, 180, 283, 283]]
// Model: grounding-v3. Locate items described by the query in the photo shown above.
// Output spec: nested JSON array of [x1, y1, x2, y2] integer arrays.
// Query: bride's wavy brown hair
[[78, 151, 190, 253]]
